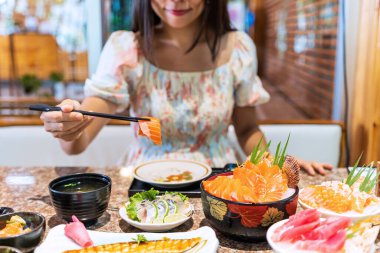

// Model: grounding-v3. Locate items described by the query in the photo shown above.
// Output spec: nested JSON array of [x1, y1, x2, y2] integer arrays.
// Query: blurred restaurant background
[[0, 0, 379, 165]]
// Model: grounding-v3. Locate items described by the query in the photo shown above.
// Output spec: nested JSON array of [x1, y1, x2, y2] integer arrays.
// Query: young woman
[[40, 0, 332, 175]]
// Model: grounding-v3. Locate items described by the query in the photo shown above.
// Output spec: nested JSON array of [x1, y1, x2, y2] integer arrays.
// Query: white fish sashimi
[[136, 200, 149, 222], [145, 203, 157, 223], [131, 193, 192, 224], [177, 201, 192, 216], [166, 199, 177, 215]]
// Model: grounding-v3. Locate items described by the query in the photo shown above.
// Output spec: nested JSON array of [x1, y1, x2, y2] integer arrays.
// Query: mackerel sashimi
[[126, 190, 192, 224]]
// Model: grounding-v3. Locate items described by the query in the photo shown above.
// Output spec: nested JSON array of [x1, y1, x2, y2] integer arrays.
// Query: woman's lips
[[166, 9, 192, 16]]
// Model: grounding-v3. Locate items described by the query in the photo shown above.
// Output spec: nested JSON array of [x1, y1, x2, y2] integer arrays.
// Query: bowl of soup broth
[[48, 173, 111, 226]]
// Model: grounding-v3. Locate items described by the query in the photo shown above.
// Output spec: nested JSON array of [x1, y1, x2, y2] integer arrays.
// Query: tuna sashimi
[[278, 220, 320, 242], [273, 209, 320, 241], [302, 216, 351, 240], [272, 209, 351, 253], [64, 215, 93, 248], [295, 230, 346, 253]]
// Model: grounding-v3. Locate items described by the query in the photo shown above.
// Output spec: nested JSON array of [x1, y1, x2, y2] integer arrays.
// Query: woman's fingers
[[299, 160, 316, 176], [52, 118, 93, 141], [39, 99, 93, 141], [321, 163, 334, 170], [41, 112, 85, 125], [40, 99, 83, 123], [298, 159, 334, 176], [58, 99, 81, 111], [44, 116, 91, 132], [312, 162, 327, 175]]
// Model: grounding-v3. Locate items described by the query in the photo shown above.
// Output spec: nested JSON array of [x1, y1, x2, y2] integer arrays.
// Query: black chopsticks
[[28, 104, 150, 122]]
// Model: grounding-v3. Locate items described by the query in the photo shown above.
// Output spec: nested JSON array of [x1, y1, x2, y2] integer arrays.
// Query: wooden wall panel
[[259, 0, 338, 119], [350, 0, 380, 164], [0, 36, 11, 80], [11, 34, 60, 79], [0, 34, 88, 83]]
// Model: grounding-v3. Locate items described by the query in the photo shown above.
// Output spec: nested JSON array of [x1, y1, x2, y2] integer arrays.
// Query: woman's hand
[[40, 99, 93, 142], [297, 159, 334, 176]]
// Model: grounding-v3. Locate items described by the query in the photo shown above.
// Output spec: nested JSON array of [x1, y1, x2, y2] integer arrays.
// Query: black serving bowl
[[201, 172, 299, 242], [0, 207, 14, 216], [48, 173, 111, 226], [0, 212, 45, 252], [0, 246, 23, 253]]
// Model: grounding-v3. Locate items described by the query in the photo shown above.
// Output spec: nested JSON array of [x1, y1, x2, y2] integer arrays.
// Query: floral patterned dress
[[84, 31, 270, 168]]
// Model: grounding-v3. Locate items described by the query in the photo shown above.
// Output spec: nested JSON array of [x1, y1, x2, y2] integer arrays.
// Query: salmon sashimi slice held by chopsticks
[[138, 117, 162, 145], [63, 237, 202, 253]]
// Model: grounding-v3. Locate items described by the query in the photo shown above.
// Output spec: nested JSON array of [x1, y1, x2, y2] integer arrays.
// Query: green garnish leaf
[[132, 234, 148, 245], [278, 134, 290, 168], [250, 137, 271, 165], [359, 162, 376, 193], [365, 174, 377, 193], [250, 137, 263, 164], [346, 232, 355, 239], [248, 133, 291, 168], [345, 152, 363, 186], [126, 188, 159, 221], [346, 166, 366, 187], [273, 133, 291, 168], [345, 154, 377, 193], [273, 142, 281, 165]]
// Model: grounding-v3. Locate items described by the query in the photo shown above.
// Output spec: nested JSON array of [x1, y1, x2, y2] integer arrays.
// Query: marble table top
[[0, 166, 377, 253]]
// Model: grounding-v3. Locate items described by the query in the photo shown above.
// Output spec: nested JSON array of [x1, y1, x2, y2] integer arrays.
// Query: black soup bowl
[[49, 173, 112, 226], [0, 212, 46, 252]]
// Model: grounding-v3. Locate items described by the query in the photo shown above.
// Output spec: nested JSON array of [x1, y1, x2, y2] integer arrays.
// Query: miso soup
[[54, 179, 107, 193]]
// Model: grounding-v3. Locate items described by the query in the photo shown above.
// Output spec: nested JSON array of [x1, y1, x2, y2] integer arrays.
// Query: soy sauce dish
[[49, 173, 111, 226]]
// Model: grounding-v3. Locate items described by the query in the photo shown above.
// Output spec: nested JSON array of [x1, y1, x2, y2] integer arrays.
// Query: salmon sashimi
[[203, 159, 289, 203], [63, 237, 201, 253], [300, 181, 380, 213], [203, 177, 256, 202], [138, 117, 162, 145]]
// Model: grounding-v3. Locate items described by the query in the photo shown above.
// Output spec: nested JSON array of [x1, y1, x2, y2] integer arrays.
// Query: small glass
[[0, 246, 23, 253]]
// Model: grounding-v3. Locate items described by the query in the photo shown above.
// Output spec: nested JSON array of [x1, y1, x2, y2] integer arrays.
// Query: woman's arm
[[232, 106, 265, 154], [41, 96, 117, 155]]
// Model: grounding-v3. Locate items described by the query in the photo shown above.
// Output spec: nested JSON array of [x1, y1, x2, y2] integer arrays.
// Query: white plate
[[35, 225, 218, 253], [119, 203, 193, 232], [267, 219, 376, 253], [133, 159, 212, 188], [298, 188, 380, 222]]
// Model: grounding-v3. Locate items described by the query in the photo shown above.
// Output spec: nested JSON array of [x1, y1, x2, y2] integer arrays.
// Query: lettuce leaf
[[126, 188, 159, 221]]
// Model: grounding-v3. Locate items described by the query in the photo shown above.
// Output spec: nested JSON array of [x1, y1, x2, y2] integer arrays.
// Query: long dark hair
[[132, 0, 235, 61]]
